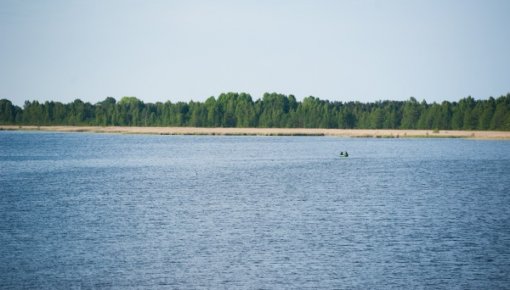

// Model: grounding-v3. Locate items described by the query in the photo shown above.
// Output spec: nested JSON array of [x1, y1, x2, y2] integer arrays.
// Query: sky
[[1, 0, 509, 106]]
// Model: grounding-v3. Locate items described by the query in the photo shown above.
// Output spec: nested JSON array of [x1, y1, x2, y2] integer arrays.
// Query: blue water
[[1, 131, 509, 289]]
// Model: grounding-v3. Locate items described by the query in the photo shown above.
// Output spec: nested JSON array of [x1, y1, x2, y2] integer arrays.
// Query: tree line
[[1, 92, 509, 130]]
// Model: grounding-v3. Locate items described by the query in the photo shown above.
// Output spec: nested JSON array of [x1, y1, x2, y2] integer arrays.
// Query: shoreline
[[1, 125, 509, 139]]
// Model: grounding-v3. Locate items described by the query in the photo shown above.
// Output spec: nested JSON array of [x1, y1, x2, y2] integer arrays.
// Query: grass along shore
[[1, 125, 510, 139]]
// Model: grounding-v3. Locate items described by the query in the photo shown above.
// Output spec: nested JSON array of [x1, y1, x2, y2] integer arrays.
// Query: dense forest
[[1, 93, 510, 130]]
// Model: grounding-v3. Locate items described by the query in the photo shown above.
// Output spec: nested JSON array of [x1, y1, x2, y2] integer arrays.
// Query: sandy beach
[[1, 125, 509, 139]]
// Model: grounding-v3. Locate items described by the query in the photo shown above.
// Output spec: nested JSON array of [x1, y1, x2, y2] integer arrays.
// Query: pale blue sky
[[1, 0, 509, 106]]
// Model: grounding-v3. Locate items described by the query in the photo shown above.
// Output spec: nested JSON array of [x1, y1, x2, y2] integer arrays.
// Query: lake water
[[1, 131, 509, 289]]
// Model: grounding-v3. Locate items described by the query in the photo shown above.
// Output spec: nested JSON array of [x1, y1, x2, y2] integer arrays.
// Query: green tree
[[401, 97, 420, 129], [0, 99, 17, 124]]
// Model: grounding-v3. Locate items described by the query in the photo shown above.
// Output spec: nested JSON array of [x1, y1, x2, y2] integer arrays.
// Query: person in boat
[[345, 151, 349, 157], [340, 151, 344, 156]]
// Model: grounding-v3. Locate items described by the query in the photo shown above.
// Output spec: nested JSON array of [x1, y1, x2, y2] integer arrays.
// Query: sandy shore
[[1, 125, 509, 139]]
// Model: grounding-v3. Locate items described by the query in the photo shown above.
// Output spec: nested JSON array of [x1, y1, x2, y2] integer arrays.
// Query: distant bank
[[1, 126, 509, 139], [2, 93, 510, 131]]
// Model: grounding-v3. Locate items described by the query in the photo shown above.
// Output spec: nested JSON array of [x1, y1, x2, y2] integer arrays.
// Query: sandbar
[[1, 125, 510, 139]]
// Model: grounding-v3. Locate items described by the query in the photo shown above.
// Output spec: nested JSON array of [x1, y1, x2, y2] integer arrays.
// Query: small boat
[[339, 151, 349, 157]]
